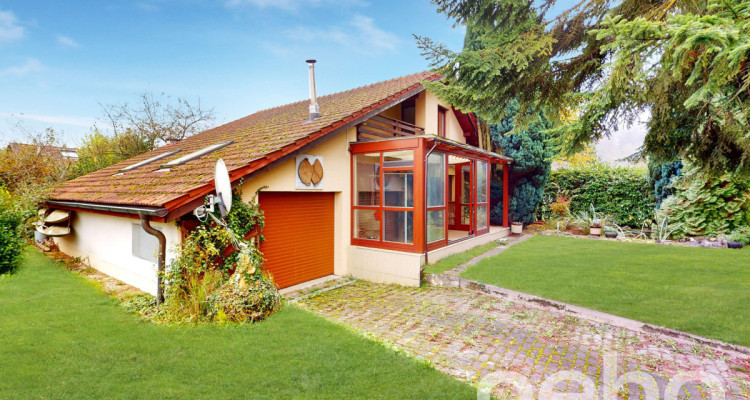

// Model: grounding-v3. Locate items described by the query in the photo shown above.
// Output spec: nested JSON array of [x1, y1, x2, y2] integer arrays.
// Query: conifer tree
[[417, 0, 750, 174]]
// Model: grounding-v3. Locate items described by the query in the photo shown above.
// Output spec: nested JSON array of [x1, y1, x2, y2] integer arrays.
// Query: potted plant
[[511, 221, 523, 235], [589, 218, 603, 236]]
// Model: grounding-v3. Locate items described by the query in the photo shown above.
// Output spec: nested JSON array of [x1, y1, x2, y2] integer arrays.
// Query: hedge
[[0, 189, 24, 274], [539, 164, 656, 227]]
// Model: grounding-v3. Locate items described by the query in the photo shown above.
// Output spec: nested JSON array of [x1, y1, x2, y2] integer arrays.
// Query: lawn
[[462, 235, 750, 347], [0, 249, 474, 399], [423, 242, 500, 275]]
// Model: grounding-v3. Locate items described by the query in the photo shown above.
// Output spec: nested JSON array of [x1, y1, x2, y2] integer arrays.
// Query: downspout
[[140, 214, 166, 304], [423, 142, 438, 271]]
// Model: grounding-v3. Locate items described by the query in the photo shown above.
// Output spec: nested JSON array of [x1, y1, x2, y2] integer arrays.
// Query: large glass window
[[384, 210, 413, 243], [427, 153, 445, 207], [477, 160, 487, 203], [383, 170, 413, 207], [354, 153, 380, 206], [427, 152, 446, 243], [477, 206, 488, 230], [354, 209, 380, 240], [352, 150, 415, 248], [427, 209, 445, 243]]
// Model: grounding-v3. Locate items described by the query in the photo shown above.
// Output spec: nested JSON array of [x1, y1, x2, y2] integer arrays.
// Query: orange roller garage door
[[259, 192, 335, 289]]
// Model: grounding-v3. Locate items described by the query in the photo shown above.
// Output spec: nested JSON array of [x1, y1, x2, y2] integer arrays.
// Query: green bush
[[0, 188, 25, 275], [159, 191, 277, 324], [729, 226, 750, 245], [658, 166, 750, 238], [540, 164, 655, 226]]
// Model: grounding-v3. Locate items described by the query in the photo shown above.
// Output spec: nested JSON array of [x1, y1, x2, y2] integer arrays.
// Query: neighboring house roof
[[7, 143, 78, 163], [49, 71, 440, 218]]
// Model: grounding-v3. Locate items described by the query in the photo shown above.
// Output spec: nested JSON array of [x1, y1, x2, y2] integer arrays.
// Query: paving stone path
[[299, 282, 750, 399]]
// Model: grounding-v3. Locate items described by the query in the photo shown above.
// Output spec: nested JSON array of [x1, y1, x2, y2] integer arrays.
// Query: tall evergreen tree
[[489, 100, 555, 225], [417, 0, 750, 174]]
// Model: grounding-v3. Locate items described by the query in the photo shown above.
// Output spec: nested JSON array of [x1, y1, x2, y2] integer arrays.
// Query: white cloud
[[0, 112, 96, 128], [57, 35, 80, 48], [284, 14, 398, 55], [349, 15, 396, 52], [0, 9, 24, 44], [0, 58, 44, 77], [226, 0, 367, 11], [595, 110, 650, 163]]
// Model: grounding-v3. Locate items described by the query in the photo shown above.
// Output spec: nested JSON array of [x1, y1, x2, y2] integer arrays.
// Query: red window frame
[[351, 140, 422, 252], [350, 137, 495, 254], [437, 107, 447, 138]]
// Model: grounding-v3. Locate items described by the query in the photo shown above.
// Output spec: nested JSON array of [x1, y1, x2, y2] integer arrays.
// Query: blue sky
[[0, 0, 643, 160]]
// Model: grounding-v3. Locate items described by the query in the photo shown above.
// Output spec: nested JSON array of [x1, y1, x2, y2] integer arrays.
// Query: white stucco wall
[[414, 91, 467, 145], [238, 126, 355, 277], [54, 211, 181, 295]]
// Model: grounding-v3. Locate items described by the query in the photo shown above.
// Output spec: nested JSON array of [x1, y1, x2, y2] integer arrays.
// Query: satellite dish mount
[[194, 159, 232, 221]]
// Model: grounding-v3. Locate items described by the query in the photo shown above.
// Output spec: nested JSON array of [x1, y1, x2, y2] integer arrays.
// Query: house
[[46, 66, 513, 297], [7, 142, 78, 162]]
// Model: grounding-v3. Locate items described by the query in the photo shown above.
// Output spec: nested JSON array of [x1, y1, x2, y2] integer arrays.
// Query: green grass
[[462, 235, 750, 347], [423, 242, 500, 275], [0, 249, 474, 399]]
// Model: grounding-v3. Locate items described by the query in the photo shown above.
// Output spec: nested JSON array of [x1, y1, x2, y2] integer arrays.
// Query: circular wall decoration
[[311, 159, 323, 185], [298, 158, 314, 186]]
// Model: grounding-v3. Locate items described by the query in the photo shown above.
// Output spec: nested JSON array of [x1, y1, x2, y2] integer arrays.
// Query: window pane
[[354, 209, 380, 240], [132, 224, 160, 262], [427, 152, 445, 207], [382, 150, 413, 168], [427, 209, 445, 243], [383, 210, 413, 244], [461, 165, 471, 203], [355, 153, 380, 206], [383, 170, 413, 207], [477, 161, 487, 203], [461, 206, 471, 225], [477, 205, 488, 230]]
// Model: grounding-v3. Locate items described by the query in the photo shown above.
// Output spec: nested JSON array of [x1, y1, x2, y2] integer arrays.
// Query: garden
[[0, 249, 475, 399], [460, 235, 750, 347]]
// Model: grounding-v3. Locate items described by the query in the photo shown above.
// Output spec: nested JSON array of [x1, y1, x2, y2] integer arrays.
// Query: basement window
[[120, 150, 181, 172], [132, 224, 161, 262], [160, 141, 233, 168]]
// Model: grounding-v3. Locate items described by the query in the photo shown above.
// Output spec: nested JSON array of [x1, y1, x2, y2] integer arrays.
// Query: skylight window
[[160, 141, 233, 168], [120, 150, 181, 172]]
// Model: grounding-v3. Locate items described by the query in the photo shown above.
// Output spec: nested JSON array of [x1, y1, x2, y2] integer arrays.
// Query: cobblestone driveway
[[299, 282, 750, 399]]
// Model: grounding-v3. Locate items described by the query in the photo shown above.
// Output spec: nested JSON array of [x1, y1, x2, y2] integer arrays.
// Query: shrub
[[160, 189, 278, 324], [206, 271, 281, 323], [548, 195, 571, 218], [729, 227, 750, 245], [658, 166, 750, 238], [540, 164, 655, 226], [648, 160, 682, 207], [0, 188, 25, 275]]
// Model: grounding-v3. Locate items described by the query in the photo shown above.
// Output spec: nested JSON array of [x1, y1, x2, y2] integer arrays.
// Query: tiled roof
[[50, 71, 438, 211]]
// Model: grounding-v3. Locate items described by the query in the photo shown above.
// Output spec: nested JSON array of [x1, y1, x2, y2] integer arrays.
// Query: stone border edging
[[424, 272, 750, 358]]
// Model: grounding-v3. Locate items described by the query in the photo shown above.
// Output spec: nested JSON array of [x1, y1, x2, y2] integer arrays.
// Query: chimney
[[306, 59, 320, 120]]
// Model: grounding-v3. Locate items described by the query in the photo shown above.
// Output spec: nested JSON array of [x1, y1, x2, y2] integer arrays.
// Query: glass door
[[452, 162, 474, 233]]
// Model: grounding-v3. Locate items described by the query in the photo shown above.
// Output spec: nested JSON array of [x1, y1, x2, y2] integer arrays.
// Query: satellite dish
[[214, 158, 231, 217]]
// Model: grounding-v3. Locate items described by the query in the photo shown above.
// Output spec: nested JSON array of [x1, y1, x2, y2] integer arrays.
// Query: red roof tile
[[50, 71, 438, 211]]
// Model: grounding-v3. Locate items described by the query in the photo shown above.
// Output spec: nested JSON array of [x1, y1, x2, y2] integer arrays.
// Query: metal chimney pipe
[[306, 59, 321, 120]]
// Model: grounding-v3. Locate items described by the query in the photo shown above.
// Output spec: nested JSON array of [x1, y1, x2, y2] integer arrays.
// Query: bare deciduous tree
[[100, 92, 215, 150]]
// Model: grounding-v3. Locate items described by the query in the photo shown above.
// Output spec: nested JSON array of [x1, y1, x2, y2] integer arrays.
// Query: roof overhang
[[352, 135, 512, 164], [44, 200, 169, 220]]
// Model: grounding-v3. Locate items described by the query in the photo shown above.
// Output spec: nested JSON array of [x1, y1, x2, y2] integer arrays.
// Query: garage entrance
[[259, 192, 335, 288]]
